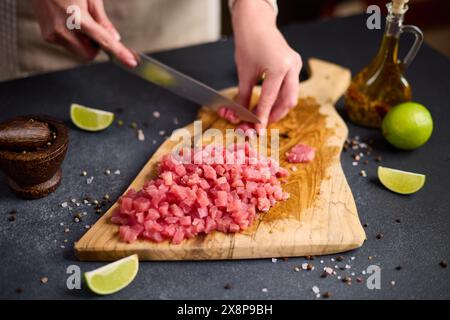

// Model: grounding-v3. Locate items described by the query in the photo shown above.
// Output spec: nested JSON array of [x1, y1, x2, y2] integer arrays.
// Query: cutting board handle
[[299, 58, 351, 105]]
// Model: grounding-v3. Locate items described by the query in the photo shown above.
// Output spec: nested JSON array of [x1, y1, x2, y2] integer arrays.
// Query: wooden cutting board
[[75, 58, 366, 261]]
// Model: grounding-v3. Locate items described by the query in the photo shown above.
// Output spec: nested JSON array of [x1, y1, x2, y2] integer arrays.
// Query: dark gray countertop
[[0, 15, 449, 300]]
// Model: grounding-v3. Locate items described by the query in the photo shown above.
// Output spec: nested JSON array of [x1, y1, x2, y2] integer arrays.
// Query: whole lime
[[381, 102, 433, 150]]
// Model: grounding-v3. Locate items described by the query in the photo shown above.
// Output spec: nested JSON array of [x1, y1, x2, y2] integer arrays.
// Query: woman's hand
[[232, 0, 302, 129], [31, 0, 137, 67]]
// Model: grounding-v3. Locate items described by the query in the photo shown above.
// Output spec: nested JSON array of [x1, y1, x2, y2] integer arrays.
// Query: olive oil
[[345, 0, 423, 128]]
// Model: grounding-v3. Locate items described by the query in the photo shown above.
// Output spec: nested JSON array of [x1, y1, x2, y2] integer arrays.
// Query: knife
[[111, 53, 260, 124]]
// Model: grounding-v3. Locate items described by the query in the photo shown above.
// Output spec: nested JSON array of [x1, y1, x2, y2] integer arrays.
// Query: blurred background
[[1, 0, 448, 81], [222, 0, 450, 58]]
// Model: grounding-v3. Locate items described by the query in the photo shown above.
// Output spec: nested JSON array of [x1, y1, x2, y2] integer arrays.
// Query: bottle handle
[[400, 25, 424, 69]]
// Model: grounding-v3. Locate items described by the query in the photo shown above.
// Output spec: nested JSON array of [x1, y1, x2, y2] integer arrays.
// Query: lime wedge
[[70, 103, 114, 132], [377, 166, 425, 195], [84, 254, 139, 295]]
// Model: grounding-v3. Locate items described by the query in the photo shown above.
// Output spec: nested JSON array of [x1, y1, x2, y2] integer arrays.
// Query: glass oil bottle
[[344, 0, 423, 128]]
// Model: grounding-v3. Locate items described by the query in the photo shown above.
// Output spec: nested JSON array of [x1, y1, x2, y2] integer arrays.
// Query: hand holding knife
[[109, 52, 261, 124]]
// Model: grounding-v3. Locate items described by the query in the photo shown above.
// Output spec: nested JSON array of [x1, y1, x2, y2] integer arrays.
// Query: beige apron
[[0, 0, 221, 81]]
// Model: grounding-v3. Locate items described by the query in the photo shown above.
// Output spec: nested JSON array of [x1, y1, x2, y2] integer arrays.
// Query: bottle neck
[[385, 4, 405, 38], [375, 3, 405, 64]]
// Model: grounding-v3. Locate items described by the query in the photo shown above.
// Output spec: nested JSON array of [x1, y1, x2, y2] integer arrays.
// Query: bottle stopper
[[391, 0, 409, 14]]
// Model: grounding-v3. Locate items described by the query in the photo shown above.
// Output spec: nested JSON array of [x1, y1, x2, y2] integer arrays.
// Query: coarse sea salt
[[312, 286, 320, 294], [138, 129, 145, 141]]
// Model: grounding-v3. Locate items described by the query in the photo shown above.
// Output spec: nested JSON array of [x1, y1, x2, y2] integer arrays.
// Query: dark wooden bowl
[[0, 115, 69, 199]]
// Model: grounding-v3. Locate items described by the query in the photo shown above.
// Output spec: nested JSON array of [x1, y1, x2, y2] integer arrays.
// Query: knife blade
[[112, 53, 260, 124]]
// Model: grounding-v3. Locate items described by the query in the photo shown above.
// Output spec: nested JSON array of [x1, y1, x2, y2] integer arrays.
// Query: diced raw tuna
[[133, 197, 150, 212], [286, 143, 316, 163], [112, 143, 290, 244], [218, 106, 240, 124]]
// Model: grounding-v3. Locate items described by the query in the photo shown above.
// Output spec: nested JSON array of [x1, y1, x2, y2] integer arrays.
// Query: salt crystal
[[352, 161, 358, 166], [59, 222, 64, 226], [152, 140, 157, 145], [60, 245, 65, 249], [312, 286, 320, 294], [331, 258, 335, 262], [351, 272, 355, 276], [76, 203, 81, 207], [320, 260, 324, 264], [61, 202, 68, 208], [83, 200, 88, 204], [301, 263, 308, 270], [137, 129, 145, 141], [71, 199, 76, 203], [337, 276, 341, 280], [324, 267, 334, 275], [351, 257, 355, 260], [153, 111, 161, 118], [261, 288, 268, 293], [345, 264, 351, 269], [271, 258, 277, 263], [114, 170, 121, 175], [316, 293, 321, 298], [362, 270, 366, 275], [86, 176, 94, 184], [159, 130, 166, 136]]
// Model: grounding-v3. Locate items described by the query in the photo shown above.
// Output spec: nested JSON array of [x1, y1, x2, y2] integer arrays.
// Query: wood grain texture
[[75, 58, 366, 261]]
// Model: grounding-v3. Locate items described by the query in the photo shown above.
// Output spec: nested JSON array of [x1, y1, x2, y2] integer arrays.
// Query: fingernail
[[126, 58, 138, 68], [113, 30, 121, 41]]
